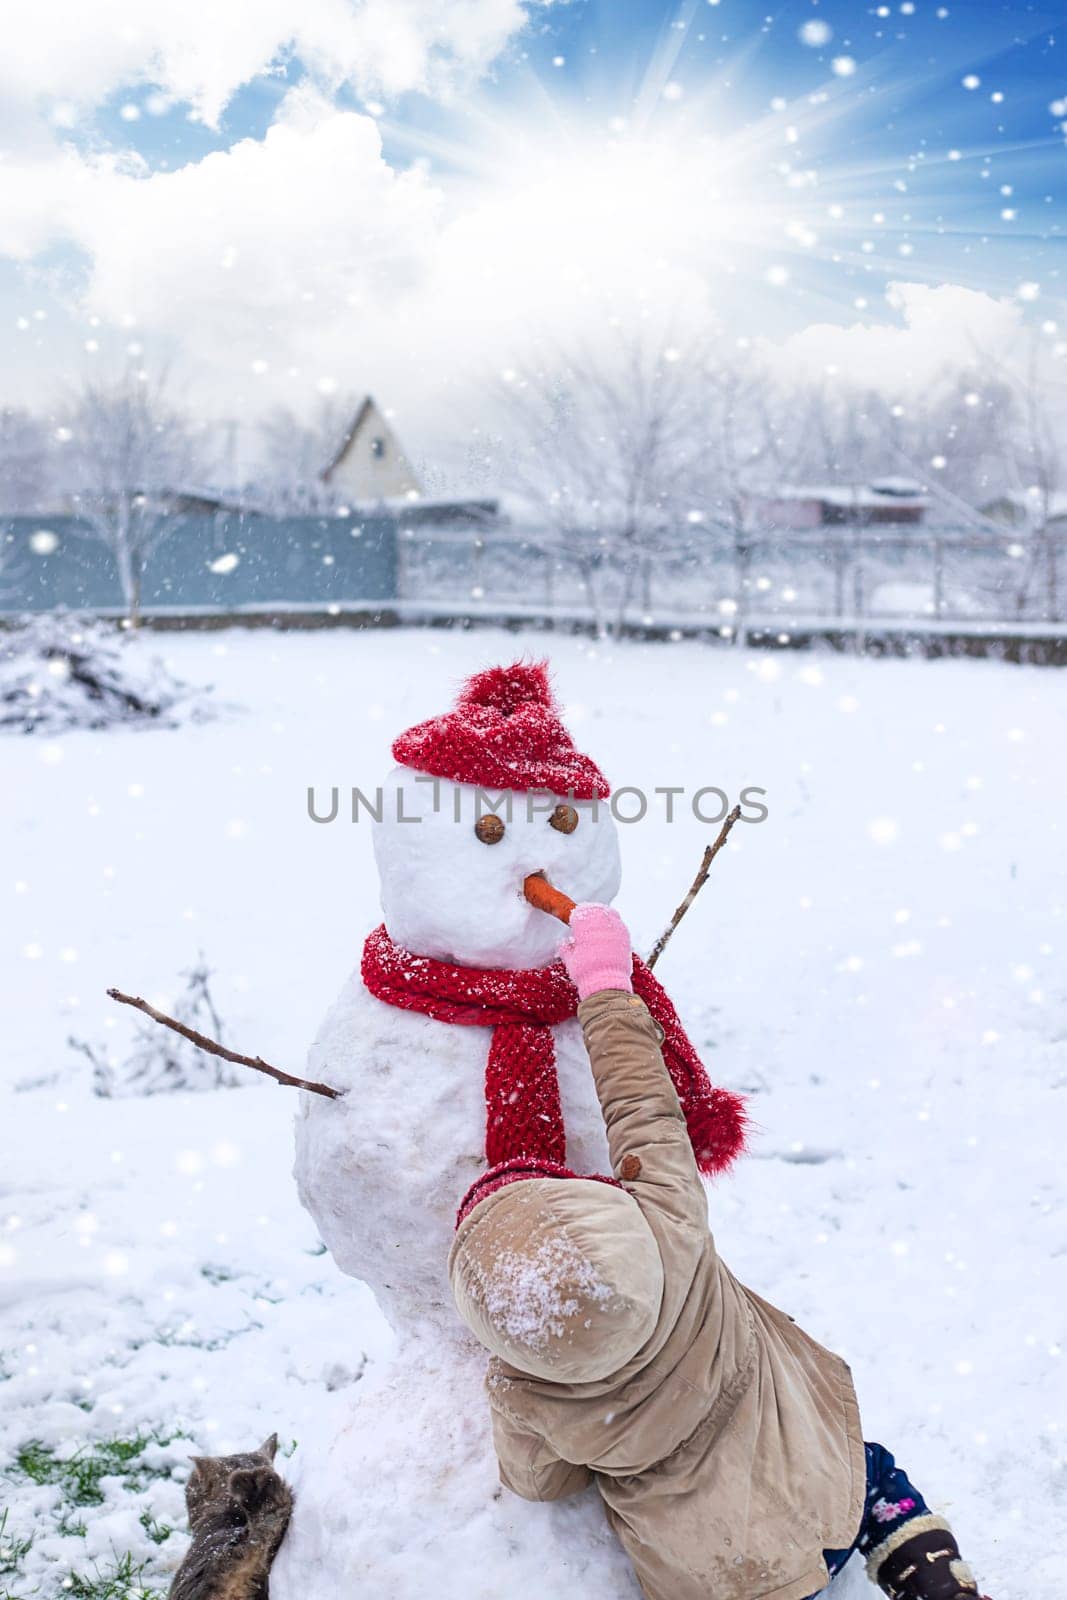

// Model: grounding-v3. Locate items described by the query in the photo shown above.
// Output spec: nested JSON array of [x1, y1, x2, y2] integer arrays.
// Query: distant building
[[29, 394, 499, 532], [743, 477, 928, 530], [980, 491, 1067, 531], [320, 396, 422, 502]]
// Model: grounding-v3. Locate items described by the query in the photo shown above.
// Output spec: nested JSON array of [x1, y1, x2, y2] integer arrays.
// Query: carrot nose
[[523, 872, 576, 925]]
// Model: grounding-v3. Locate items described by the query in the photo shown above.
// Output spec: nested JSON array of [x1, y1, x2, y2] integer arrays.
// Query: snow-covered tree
[[495, 333, 716, 635], [0, 407, 53, 513], [783, 371, 994, 508], [494, 330, 812, 634], [254, 395, 358, 510], [964, 336, 1067, 618], [60, 370, 210, 626], [857, 338, 1067, 619], [691, 358, 792, 532]]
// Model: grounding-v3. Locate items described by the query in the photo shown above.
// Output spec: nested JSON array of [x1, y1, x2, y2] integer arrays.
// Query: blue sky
[[85, 0, 1065, 260], [1, 0, 1064, 443]]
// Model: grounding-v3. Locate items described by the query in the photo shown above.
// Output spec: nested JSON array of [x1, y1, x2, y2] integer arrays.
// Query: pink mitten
[[560, 904, 634, 1000]]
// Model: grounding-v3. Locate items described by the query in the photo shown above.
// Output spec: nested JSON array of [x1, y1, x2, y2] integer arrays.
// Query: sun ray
[[364, 14, 1064, 359]]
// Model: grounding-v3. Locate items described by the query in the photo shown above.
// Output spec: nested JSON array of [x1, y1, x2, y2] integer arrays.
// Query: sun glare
[[381, 25, 1043, 343], [418, 100, 853, 339], [485, 129, 755, 265]]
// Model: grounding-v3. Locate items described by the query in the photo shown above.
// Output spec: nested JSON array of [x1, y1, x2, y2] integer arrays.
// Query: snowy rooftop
[[748, 481, 929, 509], [982, 489, 1067, 519]]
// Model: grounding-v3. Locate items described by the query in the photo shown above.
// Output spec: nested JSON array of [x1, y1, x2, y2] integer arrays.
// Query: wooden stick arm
[[106, 988, 342, 1099], [110, 820, 746, 1098], [646, 804, 742, 971]]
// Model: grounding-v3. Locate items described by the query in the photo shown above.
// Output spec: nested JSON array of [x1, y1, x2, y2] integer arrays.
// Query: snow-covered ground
[[1, 626, 1064, 1599]]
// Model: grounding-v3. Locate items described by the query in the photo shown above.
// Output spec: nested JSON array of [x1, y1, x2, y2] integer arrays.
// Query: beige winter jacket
[[450, 990, 866, 1600]]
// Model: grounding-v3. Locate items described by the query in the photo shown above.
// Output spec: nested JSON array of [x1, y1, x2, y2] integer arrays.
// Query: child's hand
[[560, 904, 634, 999]]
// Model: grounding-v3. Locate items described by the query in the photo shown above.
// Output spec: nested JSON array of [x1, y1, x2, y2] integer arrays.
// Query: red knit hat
[[391, 661, 610, 799]]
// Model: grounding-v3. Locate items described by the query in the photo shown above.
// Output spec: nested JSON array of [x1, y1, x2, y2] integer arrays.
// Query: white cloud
[[0, 92, 447, 431], [1, 0, 547, 126], [0, 20, 1048, 478], [0, 98, 738, 444], [0, 1, 560, 451], [763, 282, 1024, 390], [83, 94, 442, 336]]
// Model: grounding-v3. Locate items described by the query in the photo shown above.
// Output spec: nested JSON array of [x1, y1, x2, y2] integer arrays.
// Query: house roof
[[320, 396, 377, 482], [869, 475, 925, 497]]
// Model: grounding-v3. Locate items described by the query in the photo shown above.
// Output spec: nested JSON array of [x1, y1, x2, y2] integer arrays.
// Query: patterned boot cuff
[[866, 1514, 981, 1596]]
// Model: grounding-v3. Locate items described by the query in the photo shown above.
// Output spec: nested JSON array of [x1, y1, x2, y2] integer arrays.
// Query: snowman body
[[274, 766, 645, 1597], [295, 973, 610, 1334]]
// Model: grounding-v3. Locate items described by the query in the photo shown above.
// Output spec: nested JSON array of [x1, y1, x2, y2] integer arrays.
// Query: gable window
[[371, 436, 386, 459]]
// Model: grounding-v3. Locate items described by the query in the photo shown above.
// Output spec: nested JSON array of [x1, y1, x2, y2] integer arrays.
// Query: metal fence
[[0, 512, 397, 615], [396, 525, 1065, 631], [4, 511, 1064, 636]]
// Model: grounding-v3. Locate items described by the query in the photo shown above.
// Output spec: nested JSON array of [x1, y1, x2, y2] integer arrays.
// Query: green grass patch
[[198, 1264, 234, 1285], [3, 1434, 183, 1600], [61, 1549, 165, 1599], [13, 1432, 181, 1510], [56, 1509, 88, 1540], [136, 1511, 172, 1547], [0, 1507, 34, 1577]]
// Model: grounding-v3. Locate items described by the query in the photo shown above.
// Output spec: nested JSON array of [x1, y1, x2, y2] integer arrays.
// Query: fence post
[[833, 538, 846, 617], [396, 526, 407, 600], [1048, 534, 1059, 623], [933, 537, 944, 618], [734, 535, 750, 645]]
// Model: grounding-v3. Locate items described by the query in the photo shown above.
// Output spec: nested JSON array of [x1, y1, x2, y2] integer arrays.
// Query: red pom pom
[[457, 660, 554, 716], [391, 658, 610, 799], [685, 1092, 749, 1177]]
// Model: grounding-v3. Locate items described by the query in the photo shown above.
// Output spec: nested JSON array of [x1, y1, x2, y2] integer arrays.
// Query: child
[[448, 905, 991, 1600]]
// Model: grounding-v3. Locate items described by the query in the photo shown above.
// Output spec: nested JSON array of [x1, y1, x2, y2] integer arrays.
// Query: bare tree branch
[[59, 368, 213, 626], [255, 394, 360, 510]]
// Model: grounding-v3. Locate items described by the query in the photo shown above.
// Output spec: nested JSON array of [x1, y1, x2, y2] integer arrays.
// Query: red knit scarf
[[361, 925, 747, 1199]]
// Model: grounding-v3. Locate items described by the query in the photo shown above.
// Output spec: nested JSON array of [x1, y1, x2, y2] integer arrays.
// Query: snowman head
[[373, 662, 621, 969]]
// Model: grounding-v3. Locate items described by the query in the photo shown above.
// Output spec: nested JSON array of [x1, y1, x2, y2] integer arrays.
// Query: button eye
[[548, 803, 579, 834], [474, 813, 506, 844]]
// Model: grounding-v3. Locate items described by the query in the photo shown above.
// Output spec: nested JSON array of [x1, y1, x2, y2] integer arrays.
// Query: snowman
[[272, 662, 744, 1599]]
